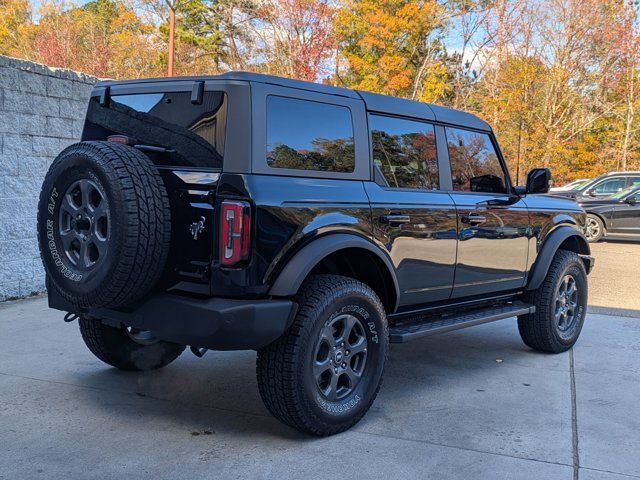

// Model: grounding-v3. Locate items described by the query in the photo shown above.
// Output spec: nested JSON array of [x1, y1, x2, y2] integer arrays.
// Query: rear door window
[[628, 176, 640, 187], [369, 114, 439, 189], [84, 91, 227, 169], [266, 96, 355, 173]]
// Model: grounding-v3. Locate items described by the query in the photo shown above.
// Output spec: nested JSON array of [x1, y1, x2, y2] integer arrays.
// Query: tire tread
[[256, 274, 388, 436]]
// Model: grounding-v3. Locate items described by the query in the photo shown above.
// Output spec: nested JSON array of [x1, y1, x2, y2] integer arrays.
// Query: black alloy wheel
[[554, 274, 579, 340], [314, 313, 368, 401], [59, 179, 110, 271]]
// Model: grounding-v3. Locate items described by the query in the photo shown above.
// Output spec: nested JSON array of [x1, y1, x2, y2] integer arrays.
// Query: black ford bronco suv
[[38, 72, 594, 436]]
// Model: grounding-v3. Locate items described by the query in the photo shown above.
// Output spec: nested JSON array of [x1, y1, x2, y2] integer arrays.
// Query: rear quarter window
[[266, 96, 355, 173], [83, 91, 227, 169]]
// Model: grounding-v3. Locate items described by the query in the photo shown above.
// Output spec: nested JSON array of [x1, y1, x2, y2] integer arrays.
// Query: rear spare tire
[[37, 141, 171, 309]]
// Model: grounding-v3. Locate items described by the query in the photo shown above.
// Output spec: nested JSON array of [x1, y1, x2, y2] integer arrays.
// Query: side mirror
[[585, 188, 596, 197], [626, 196, 637, 205], [526, 168, 551, 194]]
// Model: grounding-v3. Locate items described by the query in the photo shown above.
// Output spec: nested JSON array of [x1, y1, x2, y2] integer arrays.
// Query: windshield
[[567, 179, 589, 190], [612, 185, 640, 199]]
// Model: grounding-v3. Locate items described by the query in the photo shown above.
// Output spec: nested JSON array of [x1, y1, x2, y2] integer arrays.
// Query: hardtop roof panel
[[95, 71, 491, 131], [356, 90, 436, 122]]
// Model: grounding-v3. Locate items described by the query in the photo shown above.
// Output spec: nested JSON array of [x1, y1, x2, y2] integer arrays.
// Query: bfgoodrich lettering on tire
[[256, 275, 389, 436], [37, 141, 171, 309]]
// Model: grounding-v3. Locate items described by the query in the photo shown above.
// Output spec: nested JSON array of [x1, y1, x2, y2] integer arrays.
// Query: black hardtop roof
[[96, 71, 491, 131]]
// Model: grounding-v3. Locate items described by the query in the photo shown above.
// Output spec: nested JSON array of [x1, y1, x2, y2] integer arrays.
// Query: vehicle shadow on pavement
[[71, 318, 565, 440]]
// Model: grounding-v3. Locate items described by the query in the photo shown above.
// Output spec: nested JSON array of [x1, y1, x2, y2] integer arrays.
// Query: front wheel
[[518, 250, 588, 353], [256, 275, 389, 436], [584, 214, 604, 242]]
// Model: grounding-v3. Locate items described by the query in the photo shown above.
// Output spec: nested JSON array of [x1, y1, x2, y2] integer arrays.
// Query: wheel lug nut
[[342, 362, 346, 368], [345, 350, 350, 355]]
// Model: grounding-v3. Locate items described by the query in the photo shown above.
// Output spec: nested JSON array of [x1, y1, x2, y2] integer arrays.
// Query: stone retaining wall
[[0, 55, 98, 301]]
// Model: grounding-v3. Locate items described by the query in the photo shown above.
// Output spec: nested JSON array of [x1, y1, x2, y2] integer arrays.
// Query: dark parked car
[[37, 72, 594, 436], [552, 171, 640, 200], [581, 184, 640, 242], [549, 178, 590, 192]]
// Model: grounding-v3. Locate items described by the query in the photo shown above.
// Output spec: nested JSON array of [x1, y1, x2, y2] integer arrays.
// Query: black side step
[[389, 301, 535, 343]]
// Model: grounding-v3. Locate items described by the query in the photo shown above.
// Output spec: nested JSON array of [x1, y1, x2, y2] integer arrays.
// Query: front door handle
[[380, 214, 411, 226], [461, 214, 487, 225]]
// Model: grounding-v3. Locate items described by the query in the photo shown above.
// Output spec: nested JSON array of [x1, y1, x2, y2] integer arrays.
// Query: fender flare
[[526, 225, 591, 291], [268, 233, 400, 311]]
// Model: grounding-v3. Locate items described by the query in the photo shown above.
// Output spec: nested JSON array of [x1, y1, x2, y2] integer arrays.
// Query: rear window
[[266, 96, 355, 173], [84, 91, 227, 169]]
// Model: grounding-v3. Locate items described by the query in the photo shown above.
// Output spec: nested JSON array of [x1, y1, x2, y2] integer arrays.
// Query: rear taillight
[[219, 200, 251, 267]]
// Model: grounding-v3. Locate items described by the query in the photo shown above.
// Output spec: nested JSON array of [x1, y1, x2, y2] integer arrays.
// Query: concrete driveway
[[1, 241, 639, 479]]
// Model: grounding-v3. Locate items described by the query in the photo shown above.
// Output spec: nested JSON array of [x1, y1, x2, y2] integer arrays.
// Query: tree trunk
[[168, 8, 175, 77], [621, 67, 635, 172]]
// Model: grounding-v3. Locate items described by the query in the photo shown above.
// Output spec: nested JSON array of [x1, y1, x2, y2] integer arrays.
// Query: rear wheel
[[584, 214, 604, 242], [518, 250, 588, 353], [79, 317, 185, 371], [256, 275, 388, 436]]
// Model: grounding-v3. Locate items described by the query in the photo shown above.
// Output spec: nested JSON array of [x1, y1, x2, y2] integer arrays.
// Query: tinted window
[[446, 128, 507, 193], [266, 96, 355, 172], [370, 115, 439, 189], [592, 178, 626, 194], [84, 91, 227, 168]]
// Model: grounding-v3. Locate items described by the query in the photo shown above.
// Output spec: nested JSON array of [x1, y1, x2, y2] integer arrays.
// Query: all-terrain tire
[[79, 317, 185, 371], [518, 249, 588, 353], [585, 214, 604, 243], [37, 141, 171, 309], [256, 275, 389, 436]]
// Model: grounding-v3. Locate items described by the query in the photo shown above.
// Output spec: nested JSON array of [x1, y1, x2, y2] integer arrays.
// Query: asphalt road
[[1, 241, 639, 479], [588, 240, 640, 313]]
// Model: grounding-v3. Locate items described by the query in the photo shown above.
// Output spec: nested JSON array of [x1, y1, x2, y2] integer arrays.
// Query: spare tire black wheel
[[37, 141, 171, 309]]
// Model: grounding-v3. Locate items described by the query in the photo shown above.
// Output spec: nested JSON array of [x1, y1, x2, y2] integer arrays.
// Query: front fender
[[268, 233, 400, 310], [526, 225, 592, 291]]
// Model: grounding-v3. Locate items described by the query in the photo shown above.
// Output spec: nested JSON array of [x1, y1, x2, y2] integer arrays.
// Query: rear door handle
[[461, 214, 487, 225], [380, 214, 411, 226]]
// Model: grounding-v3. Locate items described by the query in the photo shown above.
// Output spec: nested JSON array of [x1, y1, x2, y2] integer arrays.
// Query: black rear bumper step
[[389, 301, 535, 343]]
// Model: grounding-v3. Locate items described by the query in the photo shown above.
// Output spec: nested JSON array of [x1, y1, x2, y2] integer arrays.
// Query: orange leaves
[[334, 0, 447, 98]]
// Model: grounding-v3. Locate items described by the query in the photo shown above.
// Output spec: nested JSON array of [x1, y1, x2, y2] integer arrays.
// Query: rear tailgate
[[81, 82, 230, 294]]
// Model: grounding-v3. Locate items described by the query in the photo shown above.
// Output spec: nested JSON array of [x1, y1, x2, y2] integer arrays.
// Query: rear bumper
[[49, 289, 297, 350]]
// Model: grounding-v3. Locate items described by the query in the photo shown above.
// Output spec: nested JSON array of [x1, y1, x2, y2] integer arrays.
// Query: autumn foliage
[[1, 0, 640, 182]]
